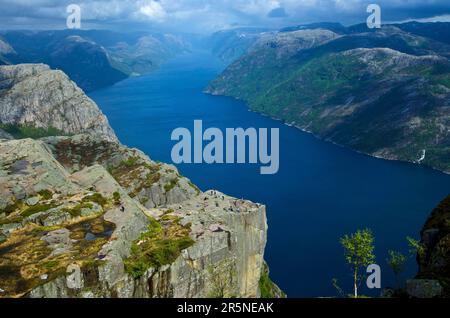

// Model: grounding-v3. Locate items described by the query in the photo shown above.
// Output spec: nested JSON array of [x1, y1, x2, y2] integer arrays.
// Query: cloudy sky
[[0, 0, 449, 33]]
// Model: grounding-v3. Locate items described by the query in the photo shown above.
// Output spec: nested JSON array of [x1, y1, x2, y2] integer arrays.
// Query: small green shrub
[[121, 156, 140, 167], [0, 201, 22, 216], [113, 192, 121, 205], [83, 193, 108, 207], [42, 260, 59, 269], [38, 190, 53, 200], [164, 178, 179, 193], [259, 263, 285, 298], [63, 202, 94, 218], [124, 218, 194, 279]]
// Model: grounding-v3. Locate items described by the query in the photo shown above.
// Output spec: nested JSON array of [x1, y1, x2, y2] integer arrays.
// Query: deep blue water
[[90, 51, 450, 297]]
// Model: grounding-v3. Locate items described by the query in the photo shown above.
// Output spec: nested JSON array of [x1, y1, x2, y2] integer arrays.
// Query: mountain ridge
[[206, 23, 450, 174], [0, 30, 190, 92]]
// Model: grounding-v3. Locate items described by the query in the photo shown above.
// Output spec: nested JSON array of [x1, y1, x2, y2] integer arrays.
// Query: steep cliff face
[[0, 65, 271, 298], [0, 64, 117, 142], [0, 136, 268, 298]]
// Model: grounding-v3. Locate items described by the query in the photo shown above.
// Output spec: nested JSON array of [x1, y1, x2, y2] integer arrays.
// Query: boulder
[[406, 279, 443, 298]]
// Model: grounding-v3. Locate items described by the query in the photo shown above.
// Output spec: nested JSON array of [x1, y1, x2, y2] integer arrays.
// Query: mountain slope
[[395, 22, 450, 46], [206, 24, 450, 173], [209, 28, 270, 63], [48, 36, 127, 92]]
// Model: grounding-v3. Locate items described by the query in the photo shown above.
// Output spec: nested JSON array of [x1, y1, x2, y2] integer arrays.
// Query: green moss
[[124, 218, 194, 279], [83, 193, 108, 207], [0, 216, 24, 226], [164, 178, 179, 193], [109, 156, 161, 199], [145, 172, 161, 186], [120, 156, 140, 167], [30, 225, 61, 234], [0, 124, 65, 139], [37, 190, 53, 200], [0, 200, 23, 216], [113, 192, 121, 205], [42, 260, 59, 270], [63, 202, 94, 218], [21, 203, 57, 218], [188, 181, 201, 195], [0, 215, 114, 297]]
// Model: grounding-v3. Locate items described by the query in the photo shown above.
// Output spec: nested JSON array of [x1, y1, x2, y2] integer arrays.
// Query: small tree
[[340, 229, 375, 298], [406, 236, 425, 259], [386, 250, 407, 288], [331, 278, 345, 298]]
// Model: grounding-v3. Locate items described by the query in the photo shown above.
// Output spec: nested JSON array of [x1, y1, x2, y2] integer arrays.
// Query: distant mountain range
[[0, 30, 190, 92], [206, 22, 450, 174]]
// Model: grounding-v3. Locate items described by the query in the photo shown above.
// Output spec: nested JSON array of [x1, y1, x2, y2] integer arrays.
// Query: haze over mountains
[[0, 30, 191, 92]]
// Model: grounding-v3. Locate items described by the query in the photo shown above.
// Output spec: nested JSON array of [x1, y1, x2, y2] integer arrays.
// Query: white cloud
[[394, 14, 450, 23], [138, 0, 167, 22]]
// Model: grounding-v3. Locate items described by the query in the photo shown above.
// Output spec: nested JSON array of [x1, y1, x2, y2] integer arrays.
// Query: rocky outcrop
[[412, 194, 450, 297], [250, 29, 339, 60], [0, 64, 117, 142], [0, 135, 268, 298]]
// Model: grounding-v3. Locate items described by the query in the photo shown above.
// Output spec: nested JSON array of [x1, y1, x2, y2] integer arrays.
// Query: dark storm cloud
[[0, 0, 449, 32]]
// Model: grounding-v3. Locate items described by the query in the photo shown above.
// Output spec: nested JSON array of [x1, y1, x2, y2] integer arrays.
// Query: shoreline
[[205, 90, 450, 177]]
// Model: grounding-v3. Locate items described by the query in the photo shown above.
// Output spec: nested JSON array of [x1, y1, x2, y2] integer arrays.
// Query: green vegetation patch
[[113, 192, 121, 205], [188, 181, 201, 195], [63, 202, 94, 218], [0, 214, 114, 297], [164, 178, 179, 193], [259, 263, 286, 298], [124, 218, 194, 279], [83, 193, 108, 208], [0, 200, 23, 216], [21, 203, 58, 218], [108, 156, 161, 197], [61, 193, 108, 218], [53, 138, 116, 170], [0, 124, 65, 139], [38, 190, 53, 200]]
